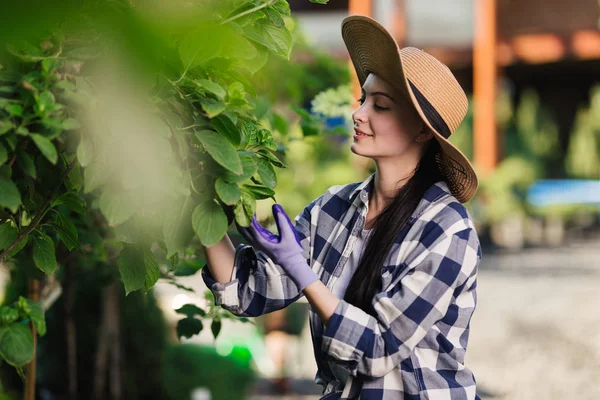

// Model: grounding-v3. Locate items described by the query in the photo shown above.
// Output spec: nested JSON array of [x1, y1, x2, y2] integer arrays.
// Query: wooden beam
[[473, 0, 498, 174]]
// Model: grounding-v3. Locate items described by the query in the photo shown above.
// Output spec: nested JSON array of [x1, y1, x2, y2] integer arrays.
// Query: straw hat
[[341, 15, 478, 203]]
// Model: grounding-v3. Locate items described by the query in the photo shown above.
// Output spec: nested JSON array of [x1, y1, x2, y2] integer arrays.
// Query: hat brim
[[341, 15, 478, 203]]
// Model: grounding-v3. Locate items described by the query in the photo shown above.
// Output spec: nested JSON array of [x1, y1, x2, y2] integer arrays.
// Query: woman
[[202, 15, 481, 400]]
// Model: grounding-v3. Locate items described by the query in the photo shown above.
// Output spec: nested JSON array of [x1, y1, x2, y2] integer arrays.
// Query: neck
[[370, 152, 421, 214]]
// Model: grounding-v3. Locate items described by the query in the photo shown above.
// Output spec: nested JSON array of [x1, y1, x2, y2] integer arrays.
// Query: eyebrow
[[360, 89, 395, 102]]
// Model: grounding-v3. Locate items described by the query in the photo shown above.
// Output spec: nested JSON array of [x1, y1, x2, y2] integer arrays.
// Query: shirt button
[[361, 192, 367, 199]]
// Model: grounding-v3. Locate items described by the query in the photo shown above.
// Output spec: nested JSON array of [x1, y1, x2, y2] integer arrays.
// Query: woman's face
[[350, 73, 427, 159]]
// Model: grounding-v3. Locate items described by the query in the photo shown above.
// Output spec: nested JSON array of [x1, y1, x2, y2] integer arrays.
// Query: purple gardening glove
[[236, 204, 318, 291]]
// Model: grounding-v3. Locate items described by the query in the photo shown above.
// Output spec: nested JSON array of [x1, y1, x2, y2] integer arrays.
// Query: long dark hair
[[343, 139, 444, 314]]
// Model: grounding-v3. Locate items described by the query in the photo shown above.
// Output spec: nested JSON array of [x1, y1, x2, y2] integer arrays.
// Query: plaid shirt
[[202, 174, 481, 400]]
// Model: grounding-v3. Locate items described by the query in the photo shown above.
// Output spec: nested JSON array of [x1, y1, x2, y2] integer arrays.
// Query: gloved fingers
[[272, 204, 301, 246], [250, 215, 279, 245]]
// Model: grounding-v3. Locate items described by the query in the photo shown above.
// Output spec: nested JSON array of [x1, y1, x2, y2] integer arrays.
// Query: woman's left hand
[[236, 204, 318, 291]]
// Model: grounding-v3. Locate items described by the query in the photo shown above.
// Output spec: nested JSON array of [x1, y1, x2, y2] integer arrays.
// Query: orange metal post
[[473, 0, 498, 174], [349, 0, 373, 105]]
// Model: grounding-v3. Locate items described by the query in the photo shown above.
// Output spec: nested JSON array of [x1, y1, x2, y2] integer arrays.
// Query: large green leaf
[[264, 25, 292, 59], [179, 24, 223, 71], [222, 152, 257, 183], [0, 324, 34, 367], [195, 79, 226, 99], [98, 190, 136, 226], [163, 196, 195, 258], [143, 249, 160, 292], [257, 149, 286, 168], [118, 246, 146, 295], [199, 97, 227, 118], [0, 143, 7, 165], [52, 212, 79, 251], [175, 304, 206, 318], [176, 317, 203, 339], [0, 223, 17, 251], [51, 192, 86, 214], [215, 178, 241, 205], [242, 184, 275, 200], [211, 114, 241, 147], [233, 191, 256, 227], [3, 235, 27, 260], [32, 232, 57, 275], [195, 130, 242, 175], [16, 151, 36, 179], [30, 133, 58, 165], [25, 299, 46, 336], [192, 199, 228, 247], [256, 157, 277, 189], [0, 176, 21, 213]]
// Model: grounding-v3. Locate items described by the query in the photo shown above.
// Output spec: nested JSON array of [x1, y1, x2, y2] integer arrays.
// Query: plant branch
[[0, 157, 78, 262]]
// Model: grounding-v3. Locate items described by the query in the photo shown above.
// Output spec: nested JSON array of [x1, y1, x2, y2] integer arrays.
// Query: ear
[[415, 126, 434, 143]]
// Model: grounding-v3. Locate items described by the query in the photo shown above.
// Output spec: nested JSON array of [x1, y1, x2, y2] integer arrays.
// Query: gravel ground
[[468, 239, 600, 400]]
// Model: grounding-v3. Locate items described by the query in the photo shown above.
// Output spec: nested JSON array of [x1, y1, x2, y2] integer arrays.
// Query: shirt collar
[[349, 173, 452, 216]]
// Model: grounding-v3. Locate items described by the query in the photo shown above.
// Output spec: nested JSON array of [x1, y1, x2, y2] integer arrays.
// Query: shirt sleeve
[[201, 199, 316, 317], [320, 215, 481, 378]]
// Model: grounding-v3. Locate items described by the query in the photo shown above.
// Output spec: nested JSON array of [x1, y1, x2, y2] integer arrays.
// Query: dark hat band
[[408, 80, 452, 139]]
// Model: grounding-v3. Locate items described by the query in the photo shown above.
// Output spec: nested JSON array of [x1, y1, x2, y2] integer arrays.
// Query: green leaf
[[163, 196, 195, 258], [256, 158, 277, 189], [66, 164, 82, 192], [3, 235, 27, 260], [5, 104, 23, 117], [266, 7, 285, 27], [264, 25, 293, 59], [179, 24, 222, 71], [273, 0, 291, 15], [16, 151, 36, 179], [175, 304, 206, 318], [0, 143, 7, 165], [0, 324, 34, 367], [192, 199, 228, 247], [16, 297, 31, 316], [51, 192, 86, 214], [118, 246, 146, 295], [176, 317, 203, 339], [241, 121, 260, 146], [24, 300, 45, 336], [242, 184, 275, 200], [195, 79, 226, 99], [195, 130, 242, 175], [257, 149, 287, 168], [211, 114, 241, 147], [215, 178, 241, 205], [309, 0, 329, 3], [52, 212, 79, 251], [144, 249, 160, 292], [233, 191, 256, 227], [173, 258, 205, 276], [0, 307, 18, 325], [0, 223, 17, 251], [222, 152, 257, 183], [32, 232, 57, 275], [199, 97, 227, 118], [0, 176, 21, 213], [98, 190, 136, 226], [211, 318, 222, 339], [30, 134, 58, 164], [76, 134, 93, 167], [0, 121, 14, 136], [301, 120, 320, 137]]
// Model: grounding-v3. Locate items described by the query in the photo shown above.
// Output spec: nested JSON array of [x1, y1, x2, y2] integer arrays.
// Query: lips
[[353, 127, 373, 139]]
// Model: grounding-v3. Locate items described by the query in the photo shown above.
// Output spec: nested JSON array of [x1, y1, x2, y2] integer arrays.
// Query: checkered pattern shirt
[[202, 174, 481, 399]]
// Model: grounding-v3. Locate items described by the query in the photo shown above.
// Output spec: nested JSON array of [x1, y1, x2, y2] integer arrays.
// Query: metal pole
[[473, 0, 498, 173]]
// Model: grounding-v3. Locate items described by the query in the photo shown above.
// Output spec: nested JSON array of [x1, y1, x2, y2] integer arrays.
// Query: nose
[[352, 103, 367, 125]]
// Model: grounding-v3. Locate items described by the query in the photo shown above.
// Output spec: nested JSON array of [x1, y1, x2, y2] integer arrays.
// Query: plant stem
[[0, 157, 78, 262], [220, 0, 279, 25]]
